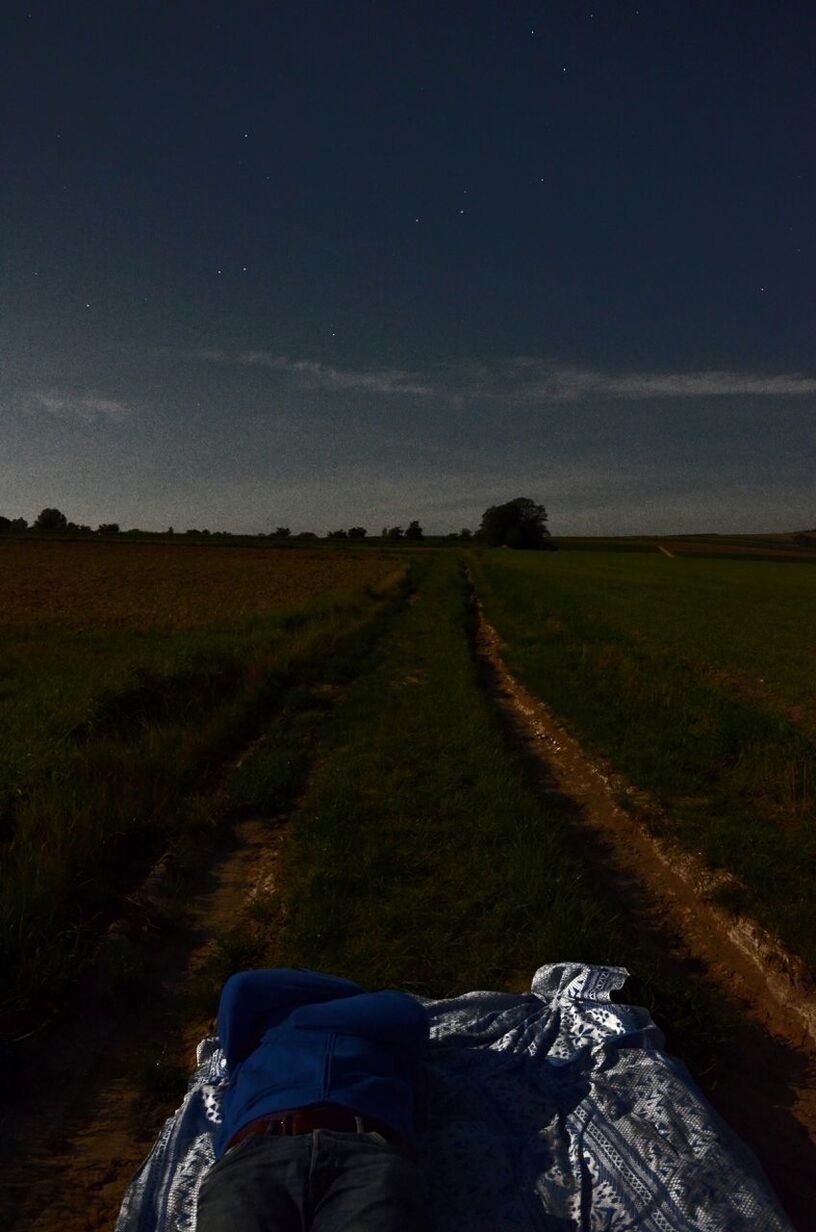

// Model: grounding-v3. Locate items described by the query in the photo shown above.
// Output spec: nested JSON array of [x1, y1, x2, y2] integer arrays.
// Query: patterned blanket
[[115, 963, 792, 1231]]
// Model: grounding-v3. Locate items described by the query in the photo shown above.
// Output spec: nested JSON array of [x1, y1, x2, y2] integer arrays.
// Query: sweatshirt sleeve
[[218, 968, 364, 1070], [290, 989, 430, 1053]]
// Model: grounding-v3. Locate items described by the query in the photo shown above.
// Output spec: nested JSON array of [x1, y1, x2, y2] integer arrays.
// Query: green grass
[[253, 553, 741, 1083], [5, 543, 803, 1100], [0, 572, 408, 1027], [471, 549, 816, 966]]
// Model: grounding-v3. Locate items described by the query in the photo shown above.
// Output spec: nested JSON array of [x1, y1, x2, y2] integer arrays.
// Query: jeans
[[196, 1128, 430, 1232]]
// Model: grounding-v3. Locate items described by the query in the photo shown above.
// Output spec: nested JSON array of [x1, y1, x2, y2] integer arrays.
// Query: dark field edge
[[0, 571, 412, 1037], [554, 542, 816, 563], [471, 555, 816, 972]]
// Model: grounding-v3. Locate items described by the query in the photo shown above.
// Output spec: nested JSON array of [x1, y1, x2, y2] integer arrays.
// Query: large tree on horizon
[[479, 497, 554, 550], [34, 507, 68, 531]]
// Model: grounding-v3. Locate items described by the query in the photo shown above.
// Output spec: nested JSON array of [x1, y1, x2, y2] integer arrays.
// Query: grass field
[[3, 538, 813, 1078], [198, 552, 740, 1068], [0, 540, 404, 1022], [5, 540, 813, 1227], [472, 548, 816, 966]]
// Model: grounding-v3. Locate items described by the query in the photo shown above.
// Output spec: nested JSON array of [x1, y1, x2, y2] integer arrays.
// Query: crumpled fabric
[[115, 963, 793, 1231]]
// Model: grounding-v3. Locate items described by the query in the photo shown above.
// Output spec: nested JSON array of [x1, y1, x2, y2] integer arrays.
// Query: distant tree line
[[1, 498, 556, 549], [326, 527, 368, 540], [0, 508, 119, 534]]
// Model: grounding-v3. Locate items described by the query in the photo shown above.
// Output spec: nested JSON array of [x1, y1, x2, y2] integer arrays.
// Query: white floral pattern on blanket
[[115, 963, 793, 1232]]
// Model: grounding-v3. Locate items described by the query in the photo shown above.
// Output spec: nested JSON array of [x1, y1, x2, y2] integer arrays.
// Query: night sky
[[3, 2, 814, 535]]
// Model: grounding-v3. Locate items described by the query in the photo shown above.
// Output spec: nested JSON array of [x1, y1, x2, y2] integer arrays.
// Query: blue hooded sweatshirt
[[213, 968, 430, 1158]]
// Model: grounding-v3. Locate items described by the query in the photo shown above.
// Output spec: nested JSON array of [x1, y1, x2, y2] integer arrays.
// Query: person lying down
[[197, 967, 430, 1232], [116, 963, 795, 1232]]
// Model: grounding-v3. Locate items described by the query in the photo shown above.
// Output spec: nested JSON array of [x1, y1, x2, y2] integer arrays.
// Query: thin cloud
[[29, 390, 131, 422], [479, 361, 816, 403], [238, 352, 434, 396], [201, 348, 816, 403]]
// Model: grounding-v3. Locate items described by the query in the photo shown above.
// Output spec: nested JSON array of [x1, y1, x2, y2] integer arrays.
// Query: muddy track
[[474, 602, 816, 1228]]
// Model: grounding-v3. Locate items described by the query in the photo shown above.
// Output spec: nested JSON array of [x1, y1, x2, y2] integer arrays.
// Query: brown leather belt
[[226, 1103, 410, 1155]]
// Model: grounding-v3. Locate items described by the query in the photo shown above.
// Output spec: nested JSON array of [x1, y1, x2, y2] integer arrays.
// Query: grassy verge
[[0, 569, 408, 1027], [470, 550, 816, 968]]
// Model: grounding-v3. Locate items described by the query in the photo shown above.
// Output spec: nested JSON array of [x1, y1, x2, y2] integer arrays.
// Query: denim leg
[[195, 1133, 313, 1232], [308, 1131, 430, 1232]]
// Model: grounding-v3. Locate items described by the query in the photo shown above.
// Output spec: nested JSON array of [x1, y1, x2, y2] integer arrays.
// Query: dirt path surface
[[475, 605, 816, 1229], [0, 813, 288, 1232]]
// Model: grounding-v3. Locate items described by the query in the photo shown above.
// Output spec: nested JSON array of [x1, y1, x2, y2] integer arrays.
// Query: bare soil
[[658, 540, 816, 561], [475, 605, 816, 1230], [0, 539, 396, 630]]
